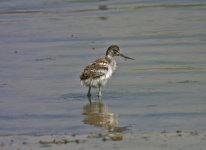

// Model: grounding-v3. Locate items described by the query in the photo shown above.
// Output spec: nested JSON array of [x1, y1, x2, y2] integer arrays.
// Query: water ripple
[[1, 2, 206, 15]]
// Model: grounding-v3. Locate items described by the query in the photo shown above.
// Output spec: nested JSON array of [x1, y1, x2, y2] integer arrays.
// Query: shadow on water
[[82, 97, 128, 140], [82, 97, 118, 132]]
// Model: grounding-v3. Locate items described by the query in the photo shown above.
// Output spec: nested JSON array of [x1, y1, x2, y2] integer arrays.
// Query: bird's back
[[80, 57, 115, 87]]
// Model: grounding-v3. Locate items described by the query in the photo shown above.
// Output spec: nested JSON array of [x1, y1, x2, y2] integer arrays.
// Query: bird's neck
[[105, 54, 113, 60], [105, 55, 116, 71], [105, 55, 114, 62]]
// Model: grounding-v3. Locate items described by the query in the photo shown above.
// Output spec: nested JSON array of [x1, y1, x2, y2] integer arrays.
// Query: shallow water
[[0, 0, 206, 135]]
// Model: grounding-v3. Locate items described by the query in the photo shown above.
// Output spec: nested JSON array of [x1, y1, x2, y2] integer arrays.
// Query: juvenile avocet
[[80, 45, 134, 97]]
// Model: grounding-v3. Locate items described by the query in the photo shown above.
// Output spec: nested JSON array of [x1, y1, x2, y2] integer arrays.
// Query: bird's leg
[[87, 96, 92, 104], [98, 96, 102, 103], [98, 86, 102, 97], [87, 87, 91, 97]]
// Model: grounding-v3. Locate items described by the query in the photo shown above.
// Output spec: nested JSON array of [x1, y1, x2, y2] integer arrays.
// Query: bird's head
[[106, 45, 135, 60]]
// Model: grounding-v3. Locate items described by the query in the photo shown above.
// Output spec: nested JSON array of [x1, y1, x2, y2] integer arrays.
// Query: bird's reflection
[[82, 97, 118, 132]]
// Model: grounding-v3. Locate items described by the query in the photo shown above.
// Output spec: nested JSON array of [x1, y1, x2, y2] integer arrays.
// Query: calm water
[[0, 0, 206, 135]]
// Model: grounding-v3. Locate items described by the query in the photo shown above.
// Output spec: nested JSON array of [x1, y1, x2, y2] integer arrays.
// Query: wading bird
[[80, 45, 134, 97]]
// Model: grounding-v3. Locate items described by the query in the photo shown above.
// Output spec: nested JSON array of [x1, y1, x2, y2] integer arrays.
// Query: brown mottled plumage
[[80, 58, 109, 80]]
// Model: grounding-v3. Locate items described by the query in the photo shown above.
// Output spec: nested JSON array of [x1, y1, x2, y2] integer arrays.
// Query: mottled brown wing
[[80, 69, 105, 80], [80, 58, 109, 80]]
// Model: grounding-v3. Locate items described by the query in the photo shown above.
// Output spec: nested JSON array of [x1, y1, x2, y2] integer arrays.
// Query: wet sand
[[1, 131, 206, 150]]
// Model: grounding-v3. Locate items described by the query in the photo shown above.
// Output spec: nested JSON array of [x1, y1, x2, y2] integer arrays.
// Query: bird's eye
[[113, 49, 117, 51], [113, 48, 118, 52]]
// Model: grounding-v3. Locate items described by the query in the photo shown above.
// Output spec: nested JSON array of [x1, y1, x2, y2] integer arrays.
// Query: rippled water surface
[[0, 0, 206, 134]]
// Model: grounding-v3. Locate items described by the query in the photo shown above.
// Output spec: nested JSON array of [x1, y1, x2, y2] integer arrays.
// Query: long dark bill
[[119, 53, 135, 60]]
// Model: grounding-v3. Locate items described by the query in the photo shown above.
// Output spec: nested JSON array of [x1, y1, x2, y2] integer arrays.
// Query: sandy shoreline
[[0, 130, 205, 150]]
